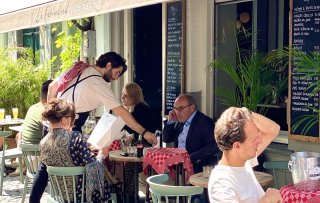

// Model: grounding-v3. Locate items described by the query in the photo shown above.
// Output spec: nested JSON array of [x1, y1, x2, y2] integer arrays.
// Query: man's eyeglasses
[[173, 104, 192, 112]]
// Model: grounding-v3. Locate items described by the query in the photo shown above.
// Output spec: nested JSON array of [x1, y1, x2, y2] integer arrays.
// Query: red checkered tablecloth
[[143, 147, 194, 181], [109, 139, 121, 151], [281, 184, 320, 203]]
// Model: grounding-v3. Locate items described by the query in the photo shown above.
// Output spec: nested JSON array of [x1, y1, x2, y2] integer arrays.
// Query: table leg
[[181, 164, 185, 186], [177, 163, 186, 203], [175, 164, 180, 186], [122, 162, 125, 202], [134, 162, 139, 203]]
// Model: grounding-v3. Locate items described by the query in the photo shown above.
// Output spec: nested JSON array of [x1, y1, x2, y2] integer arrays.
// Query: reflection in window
[[23, 28, 40, 65]]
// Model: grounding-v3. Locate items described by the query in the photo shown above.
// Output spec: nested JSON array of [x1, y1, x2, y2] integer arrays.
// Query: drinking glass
[[128, 145, 136, 157], [0, 109, 4, 121], [12, 108, 18, 120], [5, 115, 12, 122], [121, 133, 133, 153]]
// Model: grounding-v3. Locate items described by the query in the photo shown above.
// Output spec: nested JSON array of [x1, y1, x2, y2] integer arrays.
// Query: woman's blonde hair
[[123, 82, 144, 111]]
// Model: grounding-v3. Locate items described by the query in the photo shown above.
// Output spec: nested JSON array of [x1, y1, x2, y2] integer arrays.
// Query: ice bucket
[[288, 152, 320, 185]]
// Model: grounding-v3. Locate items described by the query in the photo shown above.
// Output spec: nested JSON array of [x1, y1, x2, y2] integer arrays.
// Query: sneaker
[[5, 166, 16, 174], [5, 159, 13, 167], [8, 167, 26, 177], [8, 168, 20, 177]]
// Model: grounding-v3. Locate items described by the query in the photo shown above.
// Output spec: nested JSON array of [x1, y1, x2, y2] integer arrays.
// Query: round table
[[281, 184, 320, 203], [143, 147, 194, 182], [0, 118, 24, 131], [109, 150, 143, 203], [143, 147, 194, 203], [189, 171, 273, 188]]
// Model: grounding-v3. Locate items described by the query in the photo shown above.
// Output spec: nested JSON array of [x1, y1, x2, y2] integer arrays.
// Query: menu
[[87, 112, 125, 149], [290, 0, 320, 137], [165, 1, 182, 115]]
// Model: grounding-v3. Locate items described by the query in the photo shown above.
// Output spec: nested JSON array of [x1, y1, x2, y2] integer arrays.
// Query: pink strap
[[56, 61, 91, 93]]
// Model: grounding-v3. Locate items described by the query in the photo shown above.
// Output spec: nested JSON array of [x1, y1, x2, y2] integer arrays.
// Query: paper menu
[[87, 112, 125, 149]]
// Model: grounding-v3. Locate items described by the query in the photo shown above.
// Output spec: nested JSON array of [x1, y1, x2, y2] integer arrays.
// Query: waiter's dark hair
[[96, 52, 127, 76]]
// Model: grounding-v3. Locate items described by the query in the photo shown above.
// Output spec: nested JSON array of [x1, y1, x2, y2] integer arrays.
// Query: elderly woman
[[121, 82, 156, 201], [40, 98, 111, 202]]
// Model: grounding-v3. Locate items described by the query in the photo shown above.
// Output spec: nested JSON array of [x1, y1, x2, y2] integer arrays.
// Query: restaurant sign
[[0, 0, 171, 33]]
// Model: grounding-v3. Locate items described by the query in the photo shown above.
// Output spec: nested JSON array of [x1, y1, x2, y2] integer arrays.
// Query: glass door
[[213, 0, 254, 117]]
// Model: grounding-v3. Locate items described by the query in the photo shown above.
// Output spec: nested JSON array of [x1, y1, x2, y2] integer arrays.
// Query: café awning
[[0, 0, 171, 33]]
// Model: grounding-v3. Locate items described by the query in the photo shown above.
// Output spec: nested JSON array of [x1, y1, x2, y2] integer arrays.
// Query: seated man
[[163, 94, 220, 173], [208, 107, 282, 203], [8, 79, 52, 177], [21, 79, 52, 145]]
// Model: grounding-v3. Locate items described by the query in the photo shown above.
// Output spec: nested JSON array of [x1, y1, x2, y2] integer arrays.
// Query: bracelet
[[141, 129, 148, 137]]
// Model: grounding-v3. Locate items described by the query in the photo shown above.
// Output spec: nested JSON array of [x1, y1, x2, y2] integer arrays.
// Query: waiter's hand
[[144, 131, 157, 145]]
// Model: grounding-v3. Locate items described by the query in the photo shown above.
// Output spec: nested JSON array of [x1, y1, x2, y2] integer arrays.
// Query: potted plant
[[208, 48, 288, 114]]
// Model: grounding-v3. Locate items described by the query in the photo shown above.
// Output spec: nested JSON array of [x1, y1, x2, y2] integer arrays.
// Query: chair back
[[263, 161, 292, 189], [47, 166, 86, 203], [20, 144, 40, 177], [146, 173, 203, 203]]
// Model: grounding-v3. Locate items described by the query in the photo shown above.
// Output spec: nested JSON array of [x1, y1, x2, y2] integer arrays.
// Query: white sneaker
[[5, 159, 12, 167]]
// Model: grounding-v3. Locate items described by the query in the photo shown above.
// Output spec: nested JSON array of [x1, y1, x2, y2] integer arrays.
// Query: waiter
[[30, 51, 157, 203]]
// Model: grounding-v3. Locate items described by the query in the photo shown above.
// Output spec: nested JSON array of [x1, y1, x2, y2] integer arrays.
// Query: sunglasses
[[173, 104, 192, 112]]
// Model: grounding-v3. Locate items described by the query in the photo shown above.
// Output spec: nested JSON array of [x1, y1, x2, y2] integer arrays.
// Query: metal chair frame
[[263, 161, 290, 189], [47, 166, 117, 203], [20, 143, 40, 203], [146, 173, 203, 203], [0, 131, 23, 195]]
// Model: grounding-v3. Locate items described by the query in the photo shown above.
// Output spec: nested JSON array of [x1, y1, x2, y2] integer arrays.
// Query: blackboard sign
[[165, 1, 183, 115], [290, 0, 320, 138]]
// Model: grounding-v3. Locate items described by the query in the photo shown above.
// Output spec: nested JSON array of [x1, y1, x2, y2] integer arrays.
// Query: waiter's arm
[[112, 106, 157, 144]]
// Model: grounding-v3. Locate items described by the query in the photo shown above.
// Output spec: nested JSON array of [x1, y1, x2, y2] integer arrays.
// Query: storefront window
[[214, 0, 289, 131], [23, 28, 40, 65]]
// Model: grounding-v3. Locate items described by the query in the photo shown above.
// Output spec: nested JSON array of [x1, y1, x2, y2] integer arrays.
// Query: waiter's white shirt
[[57, 66, 121, 113]]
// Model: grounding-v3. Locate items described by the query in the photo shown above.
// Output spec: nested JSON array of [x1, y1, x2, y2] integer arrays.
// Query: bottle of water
[[154, 130, 162, 148], [82, 116, 96, 140]]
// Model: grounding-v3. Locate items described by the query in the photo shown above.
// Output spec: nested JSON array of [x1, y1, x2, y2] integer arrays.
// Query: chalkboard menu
[[290, 0, 320, 138], [165, 1, 183, 115]]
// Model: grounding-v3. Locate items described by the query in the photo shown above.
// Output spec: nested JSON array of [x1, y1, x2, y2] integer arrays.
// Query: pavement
[[0, 174, 147, 203], [0, 175, 50, 203]]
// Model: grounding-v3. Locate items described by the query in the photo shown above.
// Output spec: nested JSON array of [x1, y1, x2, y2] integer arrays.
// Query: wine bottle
[[136, 134, 144, 158]]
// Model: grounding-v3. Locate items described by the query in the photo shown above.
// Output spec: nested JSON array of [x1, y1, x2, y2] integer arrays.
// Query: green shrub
[[0, 47, 49, 117]]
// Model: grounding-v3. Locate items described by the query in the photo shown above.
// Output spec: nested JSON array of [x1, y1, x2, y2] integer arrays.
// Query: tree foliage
[[0, 47, 49, 117], [53, 30, 81, 77]]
